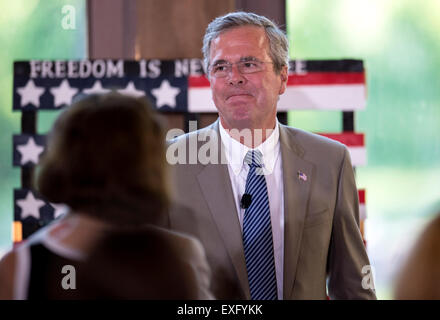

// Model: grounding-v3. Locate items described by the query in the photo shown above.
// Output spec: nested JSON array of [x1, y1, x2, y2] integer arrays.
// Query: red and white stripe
[[188, 71, 366, 112], [318, 133, 366, 167], [188, 76, 215, 112], [358, 189, 366, 221]]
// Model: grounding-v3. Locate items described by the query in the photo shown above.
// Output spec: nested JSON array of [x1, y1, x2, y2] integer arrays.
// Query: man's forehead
[[212, 25, 267, 46], [209, 26, 270, 61]]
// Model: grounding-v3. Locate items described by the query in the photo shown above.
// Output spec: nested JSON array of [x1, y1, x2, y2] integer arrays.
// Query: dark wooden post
[[87, 0, 235, 132]]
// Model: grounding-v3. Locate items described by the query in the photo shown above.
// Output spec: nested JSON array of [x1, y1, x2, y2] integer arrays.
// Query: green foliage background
[[0, 0, 87, 252], [287, 0, 440, 298]]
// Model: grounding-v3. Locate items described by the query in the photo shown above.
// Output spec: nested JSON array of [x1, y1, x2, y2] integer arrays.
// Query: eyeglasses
[[209, 60, 273, 78]]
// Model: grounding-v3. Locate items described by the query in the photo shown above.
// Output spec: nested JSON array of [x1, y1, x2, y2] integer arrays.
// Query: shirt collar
[[219, 118, 280, 176]]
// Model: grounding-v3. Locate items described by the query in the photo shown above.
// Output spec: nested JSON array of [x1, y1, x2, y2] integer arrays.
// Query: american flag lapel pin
[[297, 171, 307, 182]]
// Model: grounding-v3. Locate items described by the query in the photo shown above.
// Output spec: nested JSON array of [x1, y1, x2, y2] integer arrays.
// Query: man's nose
[[228, 64, 245, 86]]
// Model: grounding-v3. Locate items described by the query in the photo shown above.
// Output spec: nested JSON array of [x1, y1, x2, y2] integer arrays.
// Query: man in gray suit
[[168, 11, 376, 300]]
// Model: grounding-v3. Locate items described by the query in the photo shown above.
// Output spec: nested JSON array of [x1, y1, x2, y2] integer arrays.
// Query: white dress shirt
[[219, 120, 285, 299]]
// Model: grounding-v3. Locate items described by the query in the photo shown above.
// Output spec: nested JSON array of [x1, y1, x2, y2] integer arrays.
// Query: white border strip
[[188, 84, 366, 112], [348, 146, 367, 167], [278, 84, 366, 111]]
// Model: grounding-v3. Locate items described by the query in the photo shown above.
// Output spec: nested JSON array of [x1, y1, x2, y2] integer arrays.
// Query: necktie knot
[[244, 150, 263, 168]]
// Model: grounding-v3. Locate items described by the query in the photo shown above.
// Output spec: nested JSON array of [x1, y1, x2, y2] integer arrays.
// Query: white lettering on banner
[[30, 61, 41, 78], [139, 59, 161, 78], [106, 60, 124, 77], [174, 59, 189, 77], [290, 59, 307, 75], [191, 59, 205, 75], [55, 60, 66, 78], [79, 60, 92, 78], [148, 59, 161, 78], [92, 60, 106, 78], [29, 60, 125, 79], [174, 59, 204, 77], [42, 61, 54, 78], [67, 60, 79, 78]]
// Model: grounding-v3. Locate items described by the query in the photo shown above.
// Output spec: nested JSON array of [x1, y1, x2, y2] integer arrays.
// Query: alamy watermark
[[61, 264, 76, 290], [166, 121, 275, 174], [61, 5, 76, 30], [361, 265, 376, 291]]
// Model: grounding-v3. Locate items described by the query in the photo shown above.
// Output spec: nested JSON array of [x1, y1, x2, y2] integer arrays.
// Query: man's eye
[[214, 65, 227, 72], [242, 62, 258, 68]]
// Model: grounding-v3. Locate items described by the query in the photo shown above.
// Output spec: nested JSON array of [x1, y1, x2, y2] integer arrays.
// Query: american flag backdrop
[[12, 58, 368, 243], [189, 59, 366, 112], [13, 59, 366, 111], [13, 60, 189, 112], [319, 132, 366, 166]]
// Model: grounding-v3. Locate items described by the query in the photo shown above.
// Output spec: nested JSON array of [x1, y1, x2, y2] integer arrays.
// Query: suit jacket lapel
[[196, 120, 251, 298], [279, 125, 314, 299]]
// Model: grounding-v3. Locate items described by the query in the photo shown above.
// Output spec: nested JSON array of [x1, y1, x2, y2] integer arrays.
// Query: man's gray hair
[[202, 11, 289, 75]]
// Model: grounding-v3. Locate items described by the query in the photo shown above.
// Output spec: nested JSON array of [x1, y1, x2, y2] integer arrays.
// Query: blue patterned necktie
[[242, 150, 277, 300]]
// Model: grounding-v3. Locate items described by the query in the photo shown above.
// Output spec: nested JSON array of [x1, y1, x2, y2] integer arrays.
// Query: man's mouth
[[226, 93, 252, 100]]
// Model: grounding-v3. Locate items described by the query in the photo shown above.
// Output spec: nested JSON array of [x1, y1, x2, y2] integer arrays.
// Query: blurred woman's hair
[[36, 93, 169, 226], [394, 213, 440, 299]]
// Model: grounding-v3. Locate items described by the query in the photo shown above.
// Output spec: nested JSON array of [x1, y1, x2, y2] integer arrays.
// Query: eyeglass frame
[[208, 57, 274, 78]]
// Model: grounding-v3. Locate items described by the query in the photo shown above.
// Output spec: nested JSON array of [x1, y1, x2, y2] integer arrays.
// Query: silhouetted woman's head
[[36, 93, 169, 226]]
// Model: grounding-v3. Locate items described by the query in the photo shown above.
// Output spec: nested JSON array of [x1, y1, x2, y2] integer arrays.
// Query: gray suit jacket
[[168, 120, 376, 300]]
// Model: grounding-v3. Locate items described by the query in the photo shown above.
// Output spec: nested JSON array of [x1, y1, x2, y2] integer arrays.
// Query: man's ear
[[279, 65, 288, 95]]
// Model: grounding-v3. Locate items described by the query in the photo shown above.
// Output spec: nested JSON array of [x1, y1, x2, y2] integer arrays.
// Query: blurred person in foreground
[[0, 93, 212, 299], [394, 213, 440, 300]]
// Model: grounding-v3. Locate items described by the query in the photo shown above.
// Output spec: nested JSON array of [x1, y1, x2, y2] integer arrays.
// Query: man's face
[[208, 26, 288, 131]]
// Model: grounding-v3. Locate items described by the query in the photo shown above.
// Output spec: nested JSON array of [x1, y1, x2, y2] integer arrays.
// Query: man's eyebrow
[[211, 57, 259, 66], [239, 56, 259, 62], [211, 59, 229, 66]]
